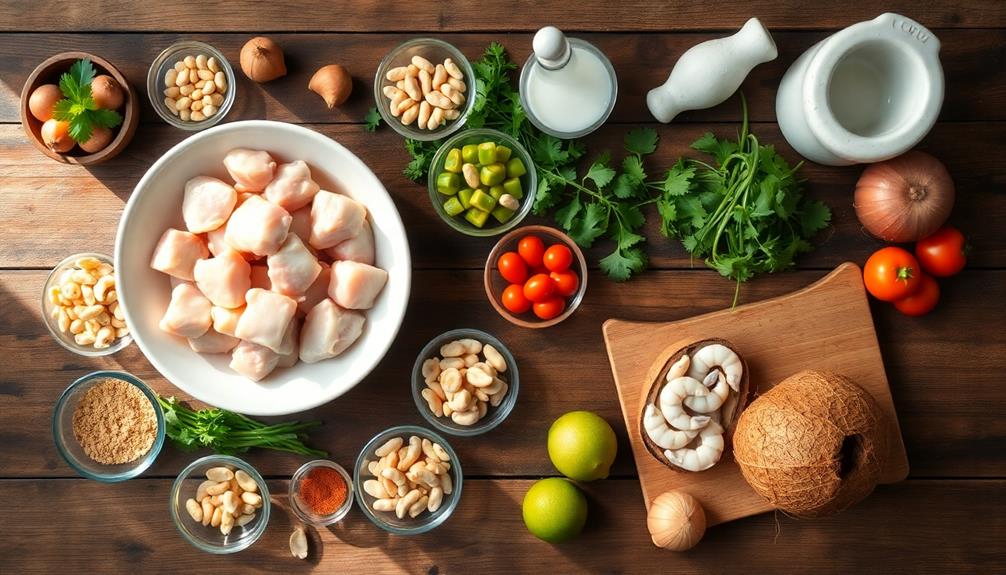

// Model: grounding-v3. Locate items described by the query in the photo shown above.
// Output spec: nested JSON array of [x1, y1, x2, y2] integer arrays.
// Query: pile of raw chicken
[[149, 149, 388, 381]]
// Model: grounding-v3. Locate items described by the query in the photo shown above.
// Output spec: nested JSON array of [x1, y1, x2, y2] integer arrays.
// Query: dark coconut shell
[[733, 370, 886, 518], [639, 338, 751, 472]]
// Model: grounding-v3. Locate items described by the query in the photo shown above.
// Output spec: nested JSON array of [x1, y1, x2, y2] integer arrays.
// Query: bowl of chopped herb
[[52, 370, 164, 482]]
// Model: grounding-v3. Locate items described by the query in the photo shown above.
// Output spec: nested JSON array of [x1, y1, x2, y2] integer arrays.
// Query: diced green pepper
[[477, 142, 497, 165], [436, 172, 461, 195], [465, 207, 490, 228], [470, 189, 497, 212], [495, 145, 512, 163], [462, 144, 479, 165], [443, 197, 465, 216], [444, 148, 462, 173], [458, 188, 475, 210], [506, 157, 527, 179], [491, 205, 515, 223], [488, 185, 504, 200], [480, 163, 506, 187], [502, 177, 523, 200]]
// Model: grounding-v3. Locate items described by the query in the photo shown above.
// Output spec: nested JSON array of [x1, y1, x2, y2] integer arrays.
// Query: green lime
[[547, 411, 617, 481], [521, 478, 588, 543]]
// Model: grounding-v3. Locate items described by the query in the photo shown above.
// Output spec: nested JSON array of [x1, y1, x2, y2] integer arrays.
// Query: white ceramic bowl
[[115, 121, 411, 415]]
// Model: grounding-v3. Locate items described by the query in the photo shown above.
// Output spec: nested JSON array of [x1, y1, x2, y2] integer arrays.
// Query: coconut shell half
[[639, 338, 751, 472], [732, 370, 886, 518]]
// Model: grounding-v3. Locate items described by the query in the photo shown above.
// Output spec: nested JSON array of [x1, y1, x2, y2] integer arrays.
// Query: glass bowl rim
[[288, 459, 355, 526]]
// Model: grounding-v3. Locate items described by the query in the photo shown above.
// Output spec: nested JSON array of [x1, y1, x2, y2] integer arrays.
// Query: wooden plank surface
[[0, 30, 1003, 125], [0, 478, 1001, 573], [1, 123, 1004, 270]]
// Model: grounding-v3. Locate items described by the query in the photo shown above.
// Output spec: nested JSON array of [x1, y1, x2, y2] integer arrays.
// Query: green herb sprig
[[158, 396, 327, 457], [51, 58, 122, 144]]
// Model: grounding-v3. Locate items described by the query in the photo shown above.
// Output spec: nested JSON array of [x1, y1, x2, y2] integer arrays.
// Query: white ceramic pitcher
[[775, 13, 943, 166]]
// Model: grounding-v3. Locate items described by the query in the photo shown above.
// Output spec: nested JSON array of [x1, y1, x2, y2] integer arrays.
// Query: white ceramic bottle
[[646, 18, 777, 123]]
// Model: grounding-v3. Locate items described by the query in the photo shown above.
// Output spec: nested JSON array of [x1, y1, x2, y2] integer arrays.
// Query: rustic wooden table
[[0, 2, 1003, 573]]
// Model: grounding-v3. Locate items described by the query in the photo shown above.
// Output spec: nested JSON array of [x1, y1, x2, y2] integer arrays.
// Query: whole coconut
[[733, 370, 886, 517]]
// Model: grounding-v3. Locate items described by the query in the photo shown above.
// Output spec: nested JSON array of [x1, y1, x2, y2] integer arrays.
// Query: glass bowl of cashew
[[41, 252, 132, 356]]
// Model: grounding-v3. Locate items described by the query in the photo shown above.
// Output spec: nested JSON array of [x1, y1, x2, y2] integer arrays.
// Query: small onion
[[647, 490, 706, 551], [853, 151, 955, 243], [240, 36, 287, 83]]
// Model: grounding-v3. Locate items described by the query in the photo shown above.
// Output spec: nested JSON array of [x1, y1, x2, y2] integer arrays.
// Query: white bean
[[375, 436, 403, 457]]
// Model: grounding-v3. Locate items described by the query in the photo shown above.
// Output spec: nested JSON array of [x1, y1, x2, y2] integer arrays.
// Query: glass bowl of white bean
[[41, 252, 132, 356], [373, 37, 476, 141], [146, 40, 236, 131], [412, 328, 520, 436], [354, 425, 463, 535]]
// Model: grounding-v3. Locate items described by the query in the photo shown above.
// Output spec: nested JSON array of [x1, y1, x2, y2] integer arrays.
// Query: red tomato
[[518, 235, 545, 268], [893, 274, 940, 316], [550, 270, 579, 297], [543, 244, 573, 272], [533, 296, 566, 320], [523, 273, 555, 303], [497, 251, 528, 284], [863, 247, 922, 302], [501, 284, 531, 314], [915, 226, 967, 277]]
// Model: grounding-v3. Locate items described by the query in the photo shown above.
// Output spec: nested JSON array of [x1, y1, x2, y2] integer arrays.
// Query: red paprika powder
[[299, 465, 348, 515]]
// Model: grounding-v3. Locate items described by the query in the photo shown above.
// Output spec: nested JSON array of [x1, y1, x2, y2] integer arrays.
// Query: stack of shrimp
[[642, 343, 744, 472]]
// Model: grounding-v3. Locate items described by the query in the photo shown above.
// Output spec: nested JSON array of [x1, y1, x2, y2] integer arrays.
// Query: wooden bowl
[[20, 51, 139, 165], [483, 224, 588, 329]]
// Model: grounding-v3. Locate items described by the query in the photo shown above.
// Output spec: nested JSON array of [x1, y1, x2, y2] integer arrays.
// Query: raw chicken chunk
[[299, 299, 366, 363], [182, 176, 237, 233], [193, 249, 251, 309], [249, 265, 271, 290], [297, 263, 330, 315], [268, 234, 321, 296], [309, 191, 367, 249], [264, 160, 320, 212], [187, 328, 239, 354], [150, 228, 208, 281], [327, 218, 375, 265], [276, 318, 300, 367], [160, 283, 212, 338], [223, 148, 277, 192], [205, 225, 228, 257], [229, 340, 280, 382], [289, 206, 313, 244], [211, 305, 244, 336], [224, 194, 292, 256], [234, 288, 297, 352], [328, 260, 388, 310]]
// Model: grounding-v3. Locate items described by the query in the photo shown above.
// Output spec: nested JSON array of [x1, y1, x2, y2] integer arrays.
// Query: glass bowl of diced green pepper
[[427, 128, 537, 237]]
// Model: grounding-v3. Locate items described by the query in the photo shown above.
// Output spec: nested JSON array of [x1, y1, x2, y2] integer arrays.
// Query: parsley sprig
[[51, 59, 122, 144]]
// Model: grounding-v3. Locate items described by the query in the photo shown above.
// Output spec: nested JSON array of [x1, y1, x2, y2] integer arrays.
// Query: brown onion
[[240, 36, 287, 83], [854, 151, 955, 242]]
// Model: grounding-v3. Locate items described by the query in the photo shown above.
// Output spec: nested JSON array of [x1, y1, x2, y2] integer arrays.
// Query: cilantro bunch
[[52, 59, 123, 143]]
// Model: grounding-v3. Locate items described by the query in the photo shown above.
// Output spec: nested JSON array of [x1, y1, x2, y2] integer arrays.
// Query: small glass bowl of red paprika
[[289, 460, 354, 526]]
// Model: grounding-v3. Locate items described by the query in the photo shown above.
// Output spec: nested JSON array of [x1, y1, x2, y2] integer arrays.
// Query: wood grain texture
[[0, 30, 1003, 125], [0, 478, 1001, 573], [605, 264, 909, 526], [2, 269, 1001, 479], [1, 1, 1003, 31], [0, 122, 1003, 270]]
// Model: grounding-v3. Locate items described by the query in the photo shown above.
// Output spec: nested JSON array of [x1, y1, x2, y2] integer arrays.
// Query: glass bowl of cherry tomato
[[484, 225, 588, 328]]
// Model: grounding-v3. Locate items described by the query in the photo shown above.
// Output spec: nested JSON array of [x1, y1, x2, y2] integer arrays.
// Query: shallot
[[854, 151, 955, 242]]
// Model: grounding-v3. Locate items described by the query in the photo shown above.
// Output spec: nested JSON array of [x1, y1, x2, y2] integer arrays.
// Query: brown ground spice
[[72, 378, 158, 465]]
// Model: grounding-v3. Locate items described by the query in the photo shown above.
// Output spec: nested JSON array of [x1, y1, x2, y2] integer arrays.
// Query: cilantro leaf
[[799, 199, 832, 236], [554, 194, 582, 231], [568, 203, 608, 247], [624, 127, 658, 156], [600, 247, 647, 282], [67, 113, 93, 144], [89, 108, 122, 130], [364, 107, 382, 132], [584, 153, 615, 188], [660, 160, 695, 197]]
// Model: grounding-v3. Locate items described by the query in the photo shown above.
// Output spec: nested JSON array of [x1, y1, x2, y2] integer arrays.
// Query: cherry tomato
[[533, 296, 566, 320], [497, 251, 528, 284], [893, 274, 940, 316], [501, 283, 531, 314], [915, 226, 967, 277], [523, 273, 555, 303], [863, 247, 922, 302], [518, 235, 546, 268], [550, 270, 579, 297], [543, 244, 573, 272]]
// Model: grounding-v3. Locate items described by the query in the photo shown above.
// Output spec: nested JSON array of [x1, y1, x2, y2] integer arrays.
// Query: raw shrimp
[[664, 420, 724, 472], [643, 404, 699, 449], [665, 354, 690, 382], [659, 376, 712, 431], [685, 370, 730, 413], [687, 344, 743, 391]]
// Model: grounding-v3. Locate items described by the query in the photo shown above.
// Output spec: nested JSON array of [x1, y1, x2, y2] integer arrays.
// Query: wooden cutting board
[[602, 263, 909, 526]]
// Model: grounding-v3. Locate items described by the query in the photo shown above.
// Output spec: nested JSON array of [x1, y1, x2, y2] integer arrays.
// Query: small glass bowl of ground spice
[[289, 460, 354, 525], [52, 370, 164, 482]]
